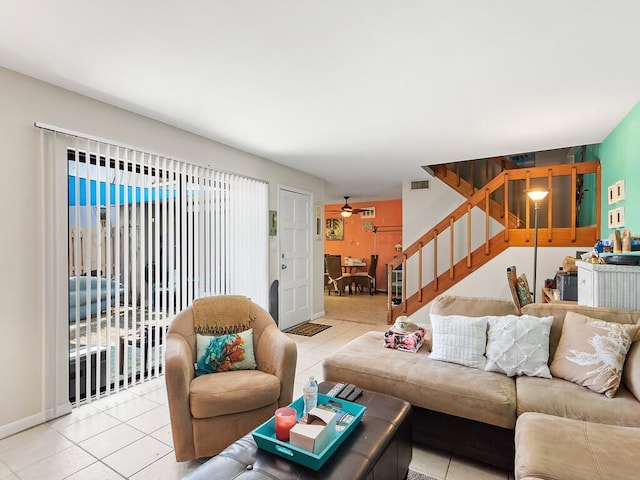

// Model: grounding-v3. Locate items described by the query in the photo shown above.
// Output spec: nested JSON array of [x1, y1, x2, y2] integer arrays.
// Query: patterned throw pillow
[[429, 314, 489, 369], [384, 328, 426, 353], [485, 315, 553, 378], [516, 274, 533, 306], [550, 312, 639, 397], [195, 328, 257, 376]]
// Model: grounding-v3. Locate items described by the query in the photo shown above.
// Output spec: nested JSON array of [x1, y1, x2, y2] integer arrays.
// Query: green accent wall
[[596, 102, 640, 238], [577, 145, 599, 227]]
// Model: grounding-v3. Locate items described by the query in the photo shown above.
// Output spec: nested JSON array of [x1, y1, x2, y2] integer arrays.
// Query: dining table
[[342, 262, 366, 274]]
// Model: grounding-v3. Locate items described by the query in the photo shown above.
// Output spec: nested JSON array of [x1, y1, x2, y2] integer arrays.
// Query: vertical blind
[[38, 124, 268, 405]]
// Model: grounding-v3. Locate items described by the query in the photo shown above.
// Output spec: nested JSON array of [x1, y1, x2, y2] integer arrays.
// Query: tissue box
[[289, 407, 337, 454]]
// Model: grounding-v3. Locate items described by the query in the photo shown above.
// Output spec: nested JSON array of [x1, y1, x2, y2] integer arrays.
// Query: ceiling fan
[[328, 196, 371, 217]]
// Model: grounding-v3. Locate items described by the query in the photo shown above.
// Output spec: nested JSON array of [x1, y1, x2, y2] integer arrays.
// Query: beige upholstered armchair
[[165, 295, 297, 461]]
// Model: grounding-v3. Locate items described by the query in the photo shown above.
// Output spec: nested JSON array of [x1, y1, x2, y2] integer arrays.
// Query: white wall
[[0, 66, 326, 436], [401, 172, 592, 324], [401, 172, 504, 298], [408, 246, 589, 324], [403, 173, 466, 246]]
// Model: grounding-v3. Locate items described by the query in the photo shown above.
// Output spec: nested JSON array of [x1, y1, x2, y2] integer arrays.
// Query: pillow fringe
[[192, 295, 256, 335], [195, 323, 252, 336]]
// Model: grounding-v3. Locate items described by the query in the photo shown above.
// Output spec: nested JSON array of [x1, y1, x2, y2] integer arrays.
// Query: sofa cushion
[[322, 331, 517, 429], [549, 312, 638, 398], [429, 314, 488, 369], [521, 302, 640, 359], [515, 412, 640, 480], [430, 294, 520, 317], [190, 369, 280, 418], [516, 375, 640, 427], [485, 314, 553, 378]]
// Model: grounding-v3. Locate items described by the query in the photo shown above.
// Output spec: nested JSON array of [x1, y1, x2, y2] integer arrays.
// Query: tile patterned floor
[[0, 309, 514, 479]]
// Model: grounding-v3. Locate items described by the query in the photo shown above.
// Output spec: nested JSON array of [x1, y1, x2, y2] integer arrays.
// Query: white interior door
[[278, 188, 312, 331]]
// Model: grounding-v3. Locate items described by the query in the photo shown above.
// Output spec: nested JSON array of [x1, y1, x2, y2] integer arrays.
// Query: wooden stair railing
[[431, 163, 521, 228], [386, 161, 601, 324], [431, 156, 522, 226]]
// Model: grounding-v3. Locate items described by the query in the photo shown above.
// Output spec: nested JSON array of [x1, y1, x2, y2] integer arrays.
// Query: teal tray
[[252, 393, 366, 471]]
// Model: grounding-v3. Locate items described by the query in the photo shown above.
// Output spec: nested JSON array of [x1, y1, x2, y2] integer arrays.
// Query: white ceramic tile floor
[[0, 318, 513, 479]]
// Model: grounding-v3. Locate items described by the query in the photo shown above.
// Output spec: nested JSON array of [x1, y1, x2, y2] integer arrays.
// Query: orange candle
[[274, 407, 297, 441]]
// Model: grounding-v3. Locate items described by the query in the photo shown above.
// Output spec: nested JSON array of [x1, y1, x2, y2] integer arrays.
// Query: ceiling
[[1, 1, 639, 203]]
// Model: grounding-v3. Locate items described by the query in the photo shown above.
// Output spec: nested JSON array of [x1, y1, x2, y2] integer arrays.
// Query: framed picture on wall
[[360, 207, 375, 219], [325, 218, 344, 240], [315, 205, 323, 240], [269, 210, 277, 236]]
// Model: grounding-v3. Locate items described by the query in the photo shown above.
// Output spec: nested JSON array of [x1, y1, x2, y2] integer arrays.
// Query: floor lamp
[[527, 189, 549, 302]]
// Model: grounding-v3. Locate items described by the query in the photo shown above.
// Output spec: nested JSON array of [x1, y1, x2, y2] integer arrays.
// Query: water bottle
[[303, 376, 318, 418]]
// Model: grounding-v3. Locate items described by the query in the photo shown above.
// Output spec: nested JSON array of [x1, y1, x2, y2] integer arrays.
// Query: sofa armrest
[[256, 324, 297, 407], [623, 341, 640, 401], [165, 333, 196, 462]]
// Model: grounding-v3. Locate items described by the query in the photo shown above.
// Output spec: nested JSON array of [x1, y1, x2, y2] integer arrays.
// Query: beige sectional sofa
[[322, 295, 640, 478]]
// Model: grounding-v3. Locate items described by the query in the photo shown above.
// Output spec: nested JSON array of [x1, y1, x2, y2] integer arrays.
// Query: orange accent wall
[[324, 199, 402, 291]]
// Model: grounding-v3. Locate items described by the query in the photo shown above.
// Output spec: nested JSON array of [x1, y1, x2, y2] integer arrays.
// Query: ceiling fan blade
[[327, 196, 374, 215]]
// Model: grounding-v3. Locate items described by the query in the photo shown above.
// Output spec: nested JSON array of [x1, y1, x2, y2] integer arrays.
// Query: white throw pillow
[[429, 314, 488, 369], [485, 315, 553, 378]]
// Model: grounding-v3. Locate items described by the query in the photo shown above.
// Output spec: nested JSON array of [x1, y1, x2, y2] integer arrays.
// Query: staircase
[[386, 160, 601, 323], [431, 156, 521, 228]]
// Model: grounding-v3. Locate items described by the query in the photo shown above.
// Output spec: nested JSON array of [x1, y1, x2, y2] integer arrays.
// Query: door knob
[[281, 264, 287, 270]]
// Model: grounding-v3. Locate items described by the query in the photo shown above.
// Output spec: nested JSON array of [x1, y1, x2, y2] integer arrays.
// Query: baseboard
[[45, 402, 73, 422], [0, 402, 72, 440], [0, 411, 47, 440]]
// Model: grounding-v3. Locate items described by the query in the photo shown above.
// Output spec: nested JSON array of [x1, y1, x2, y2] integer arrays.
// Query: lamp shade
[[527, 189, 549, 202], [341, 210, 352, 217]]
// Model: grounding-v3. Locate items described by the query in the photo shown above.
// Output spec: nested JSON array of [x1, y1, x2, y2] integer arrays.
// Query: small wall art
[[360, 207, 376, 219], [315, 205, 323, 240], [325, 218, 344, 240], [269, 210, 277, 236]]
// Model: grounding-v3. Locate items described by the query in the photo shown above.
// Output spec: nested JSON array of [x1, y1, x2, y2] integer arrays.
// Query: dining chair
[[354, 254, 378, 294], [325, 255, 353, 295]]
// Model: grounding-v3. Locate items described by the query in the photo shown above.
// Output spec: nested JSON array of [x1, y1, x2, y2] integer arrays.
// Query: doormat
[[407, 469, 439, 480], [284, 322, 331, 337]]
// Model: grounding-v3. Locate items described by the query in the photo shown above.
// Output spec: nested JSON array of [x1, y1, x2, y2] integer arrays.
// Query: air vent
[[411, 180, 430, 190]]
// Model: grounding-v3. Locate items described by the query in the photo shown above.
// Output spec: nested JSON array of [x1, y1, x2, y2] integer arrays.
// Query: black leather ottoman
[[183, 382, 412, 480]]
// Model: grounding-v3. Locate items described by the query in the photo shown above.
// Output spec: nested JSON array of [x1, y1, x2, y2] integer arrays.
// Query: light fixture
[[526, 189, 549, 302], [527, 189, 549, 202], [340, 196, 353, 217]]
